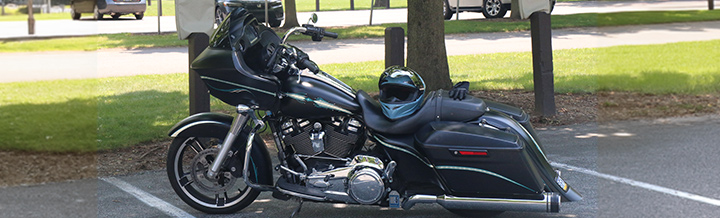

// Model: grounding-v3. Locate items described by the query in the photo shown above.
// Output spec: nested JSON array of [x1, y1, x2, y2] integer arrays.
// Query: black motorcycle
[[166, 9, 581, 217]]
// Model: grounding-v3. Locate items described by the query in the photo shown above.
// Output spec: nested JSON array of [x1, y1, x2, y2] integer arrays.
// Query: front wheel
[[482, 0, 507, 19], [167, 136, 260, 214]]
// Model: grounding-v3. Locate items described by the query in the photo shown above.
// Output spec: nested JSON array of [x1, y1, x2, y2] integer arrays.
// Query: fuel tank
[[280, 72, 359, 119]]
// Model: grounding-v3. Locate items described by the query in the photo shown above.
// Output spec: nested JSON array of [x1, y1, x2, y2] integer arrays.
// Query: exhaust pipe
[[403, 192, 560, 213]]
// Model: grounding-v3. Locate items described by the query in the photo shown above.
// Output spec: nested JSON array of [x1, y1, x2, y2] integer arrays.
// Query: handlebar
[[281, 25, 338, 44]]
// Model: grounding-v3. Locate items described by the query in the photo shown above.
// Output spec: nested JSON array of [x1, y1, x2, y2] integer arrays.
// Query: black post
[[147, 0, 151, 6], [385, 27, 405, 68], [530, 12, 555, 116], [316, 0, 319, 11], [28, 0, 34, 35], [2, 0, 6, 16], [350, 0, 354, 10], [710, 0, 715, 10], [188, 33, 211, 115]]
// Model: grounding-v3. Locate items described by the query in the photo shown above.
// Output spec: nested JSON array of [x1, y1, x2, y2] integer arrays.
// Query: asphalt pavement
[[0, 0, 712, 39], [2, 115, 719, 217]]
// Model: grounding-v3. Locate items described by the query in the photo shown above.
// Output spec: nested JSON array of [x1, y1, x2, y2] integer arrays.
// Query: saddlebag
[[415, 121, 545, 197]]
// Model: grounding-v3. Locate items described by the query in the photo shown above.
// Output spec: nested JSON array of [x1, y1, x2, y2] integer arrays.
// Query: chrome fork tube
[[243, 111, 275, 191], [206, 105, 252, 179]]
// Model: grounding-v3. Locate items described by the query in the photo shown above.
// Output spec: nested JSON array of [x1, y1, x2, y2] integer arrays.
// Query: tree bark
[[374, 0, 389, 7], [282, 0, 300, 28], [407, 0, 452, 91]]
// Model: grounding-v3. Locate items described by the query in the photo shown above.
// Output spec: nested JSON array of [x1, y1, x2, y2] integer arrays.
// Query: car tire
[[71, 10, 81, 20], [135, 12, 144, 20], [481, 0, 507, 19], [269, 16, 281, 28], [215, 7, 225, 26], [93, 5, 103, 20], [443, 0, 454, 20]]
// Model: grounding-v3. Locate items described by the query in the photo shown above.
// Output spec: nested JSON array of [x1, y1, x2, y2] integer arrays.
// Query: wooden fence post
[[385, 27, 405, 68], [530, 12, 555, 116], [188, 33, 210, 115]]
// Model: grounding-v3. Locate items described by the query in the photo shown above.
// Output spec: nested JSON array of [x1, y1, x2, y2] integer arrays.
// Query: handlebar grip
[[324, 31, 339, 39], [300, 58, 321, 74]]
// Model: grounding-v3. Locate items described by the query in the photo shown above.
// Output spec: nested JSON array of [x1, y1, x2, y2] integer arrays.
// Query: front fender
[[168, 112, 234, 138], [168, 112, 274, 186]]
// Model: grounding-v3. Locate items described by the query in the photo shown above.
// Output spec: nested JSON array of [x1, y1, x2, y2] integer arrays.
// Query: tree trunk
[[374, 0, 389, 7], [282, 0, 300, 28], [407, 0, 452, 91]]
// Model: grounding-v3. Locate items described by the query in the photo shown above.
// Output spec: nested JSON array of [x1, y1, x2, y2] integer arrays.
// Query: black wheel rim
[[171, 137, 253, 209]]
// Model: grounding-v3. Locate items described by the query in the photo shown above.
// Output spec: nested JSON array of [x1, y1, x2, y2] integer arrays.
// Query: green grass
[[293, 0, 407, 12], [2, 39, 718, 152], [4, 10, 720, 52], [0, 1, 176, 21], [0, 33, 186, 52], [323, 40, 720, 94]]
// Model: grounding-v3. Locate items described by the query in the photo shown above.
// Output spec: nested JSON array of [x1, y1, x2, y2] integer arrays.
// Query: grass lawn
[[1, 39, 718, 152], [294, 0, 407, 12], [3, 10, 720, 53]]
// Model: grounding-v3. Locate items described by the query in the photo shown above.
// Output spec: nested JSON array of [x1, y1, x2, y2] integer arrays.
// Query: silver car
[[443, 0, 555, 19], [71, 0, 147, 20]]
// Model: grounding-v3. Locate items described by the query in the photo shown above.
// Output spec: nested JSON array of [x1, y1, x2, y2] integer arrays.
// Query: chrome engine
[[305, 155, 393, 204], [277, 117, 395, 205], [280, 117, 365, 158]]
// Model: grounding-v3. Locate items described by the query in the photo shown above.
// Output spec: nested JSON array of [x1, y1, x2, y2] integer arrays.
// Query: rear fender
[[479, 110, 582, 202], [168, 112, 274, 186]]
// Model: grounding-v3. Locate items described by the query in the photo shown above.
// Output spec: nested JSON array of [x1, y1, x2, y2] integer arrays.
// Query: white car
[[443, 0, 556, 19]]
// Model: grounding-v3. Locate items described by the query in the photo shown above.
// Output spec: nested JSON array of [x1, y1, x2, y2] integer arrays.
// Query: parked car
[[443, 0, 555, 19], [70, 0, 147, 20], [215, 0, 284, 27]]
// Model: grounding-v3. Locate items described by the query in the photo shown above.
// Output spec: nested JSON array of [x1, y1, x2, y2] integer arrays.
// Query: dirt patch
[[1, 91, 718, 187]]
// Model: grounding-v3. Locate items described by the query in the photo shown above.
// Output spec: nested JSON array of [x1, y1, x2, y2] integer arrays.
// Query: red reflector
[[458, 151, 488, 156]]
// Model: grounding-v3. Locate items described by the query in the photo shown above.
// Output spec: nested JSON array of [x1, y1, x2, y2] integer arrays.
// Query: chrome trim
[[169, 120, 227, 138], [276, 186, 325, 201], [403, 193, 560, 213]]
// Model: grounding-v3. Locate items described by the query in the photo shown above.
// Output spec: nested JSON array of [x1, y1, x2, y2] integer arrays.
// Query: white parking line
[[101, 177, 196, 218], [552, 162, 720, 207]]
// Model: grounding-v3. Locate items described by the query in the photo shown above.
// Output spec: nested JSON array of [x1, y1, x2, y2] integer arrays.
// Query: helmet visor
[[379, 84, 419, 103]]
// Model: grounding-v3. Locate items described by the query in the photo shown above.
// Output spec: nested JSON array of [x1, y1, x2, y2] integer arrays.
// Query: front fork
[[206, 104, 274, 191]]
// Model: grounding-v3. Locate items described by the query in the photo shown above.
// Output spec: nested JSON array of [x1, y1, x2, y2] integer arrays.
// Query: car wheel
[[71, 10, 81, 20], [111, 14, 121, 20], [135, 12, 144, 20], [93, 5, 103, 20], [482, 0, 507, 19], [215, 7, 225, 26], [443, 0, 454, 20]]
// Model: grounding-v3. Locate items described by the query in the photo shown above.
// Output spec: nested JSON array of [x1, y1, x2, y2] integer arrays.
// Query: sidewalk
[[3, 20, 720, 83]]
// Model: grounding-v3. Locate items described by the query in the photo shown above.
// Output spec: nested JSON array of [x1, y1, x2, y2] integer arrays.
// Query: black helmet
[[378, 66, 426, 120]]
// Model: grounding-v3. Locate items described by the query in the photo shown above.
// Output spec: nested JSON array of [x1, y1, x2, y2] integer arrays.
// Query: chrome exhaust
[[402, 192, 560, 213]]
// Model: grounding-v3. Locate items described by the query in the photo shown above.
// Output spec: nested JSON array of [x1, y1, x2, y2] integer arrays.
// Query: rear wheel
[[167, 137, 260, 214], [443, 0, 454, 20], [447, 209, 504, 217], [481, 0, 507, 19], [134, 12, 144, 20]]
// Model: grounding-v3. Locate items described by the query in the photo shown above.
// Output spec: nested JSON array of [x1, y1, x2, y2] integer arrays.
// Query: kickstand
[[289, 198, 304, 218]]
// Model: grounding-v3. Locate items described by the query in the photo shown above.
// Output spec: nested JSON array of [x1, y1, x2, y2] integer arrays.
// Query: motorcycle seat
[[357, 89, 487, 135]]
